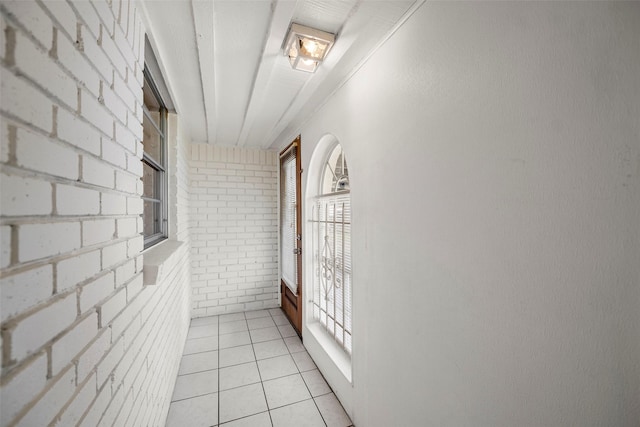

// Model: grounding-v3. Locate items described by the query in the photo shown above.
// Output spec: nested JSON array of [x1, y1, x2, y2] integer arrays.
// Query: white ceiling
[[140, 0, 421, 150]]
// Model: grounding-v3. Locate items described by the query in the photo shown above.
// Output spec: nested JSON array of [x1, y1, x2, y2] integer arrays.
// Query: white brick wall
[[0, 265, 52, 322], [16, 126, 79, 180], [0, 2, 191, 427], [0, 225, 9, 268], [56, 249, 101, 292], [18, 222, 81, 262], [0, 353, 48, 424], [10, 292, 77, 360], [190, 144, 279, 316], [0, 172, 52, 216], [56, 184, 101, 215]]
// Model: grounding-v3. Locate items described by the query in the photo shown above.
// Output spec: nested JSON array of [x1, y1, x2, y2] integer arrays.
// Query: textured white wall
[[298, 2, 640, 426], [189, 144, 279, 316]]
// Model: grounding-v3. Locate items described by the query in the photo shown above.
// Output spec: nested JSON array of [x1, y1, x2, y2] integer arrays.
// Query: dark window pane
[[143, 82, 161, 112], [143, 161, 157, 199], [143, 200, 161, 236], [143, 112, 162, 163]]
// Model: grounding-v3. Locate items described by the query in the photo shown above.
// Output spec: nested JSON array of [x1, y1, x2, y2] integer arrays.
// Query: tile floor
[[167, 308, 353, 427]]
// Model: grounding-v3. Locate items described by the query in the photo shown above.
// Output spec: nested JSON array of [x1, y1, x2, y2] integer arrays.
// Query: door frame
[[279, 136, 303, 335]]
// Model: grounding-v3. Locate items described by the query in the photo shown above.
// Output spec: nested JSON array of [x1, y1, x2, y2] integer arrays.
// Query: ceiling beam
[[259, 0, 363, 149], [264, 0, 424, 150], [191, 0, 217, 144], [236, 0, 299, 147]]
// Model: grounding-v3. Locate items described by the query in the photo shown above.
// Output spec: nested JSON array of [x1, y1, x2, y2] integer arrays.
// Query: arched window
[[310, 143, 352, 355]]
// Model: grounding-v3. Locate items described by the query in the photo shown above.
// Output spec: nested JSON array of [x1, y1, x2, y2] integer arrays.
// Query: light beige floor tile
[[291, 351, 316, 372], [178, 350, 218, 375], [183, 336, 218, 355], [219, 319, 248, 334], [219, 344, 256, 368], [188, 324, 219, 340], [219, 312, 246, 323], [315, 393, 352, 427], [247, 316, 276, 330], [284, 336, 305, 353], [277, 324, 297, 338], [301, 369, 331, 397], [219, 362, 261, 391], [172, 370, 218, 401], [257, 354, 298, 381], [220, 411, 271, 427], [190, 316, 219, 327], [250, 327, 281, 343], [270, 399, 324, 427], [166, 393, 218, 427], [263, 374, 311, 409], [245, 309, 270, 319], [219, 331, 251, 349], [253, 339, 288, 360], [219, 383, 268, 423], [271, 315, 290, 326]]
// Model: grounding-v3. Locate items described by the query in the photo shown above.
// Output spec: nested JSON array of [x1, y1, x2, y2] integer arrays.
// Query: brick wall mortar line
[[0, 93, 138, 161], [92, 262, 188, 406], [35, 0, 75, 42], [2, 34, 141, 146], [4, 359, 77, 425], [76, 371, 111, 426], [0, 235, 134, 281], [0, 286, 81, 332], [47, 358, 99, 426], [65, 1, 138, 93], [0, 348, 45, 387], [1, 60, 79, 117], [0, 6, 44, 61], [0, 161, 142, 196]]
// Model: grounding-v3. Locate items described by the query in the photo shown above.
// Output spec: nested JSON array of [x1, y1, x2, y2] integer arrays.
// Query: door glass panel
[[281, 151, 297, 293]]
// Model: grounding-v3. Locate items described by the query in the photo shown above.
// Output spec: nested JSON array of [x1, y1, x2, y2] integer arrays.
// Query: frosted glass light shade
[[284, 23, 335, 73]]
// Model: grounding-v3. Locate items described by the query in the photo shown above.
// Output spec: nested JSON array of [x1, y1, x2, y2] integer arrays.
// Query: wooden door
[[279, 137, 303, 335]]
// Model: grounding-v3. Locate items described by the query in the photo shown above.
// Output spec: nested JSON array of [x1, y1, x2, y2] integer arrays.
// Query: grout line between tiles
[[276, 310, 331, 427], [173, 310, 343, 427], [170, 390, 218, 404], [177, 364, 218, 378], [251, 313, 275, 426], [182, 347, 220, 357], [217, 410, 271, 426], [295, 355, 329, 426], [269, 395, 317, 412]]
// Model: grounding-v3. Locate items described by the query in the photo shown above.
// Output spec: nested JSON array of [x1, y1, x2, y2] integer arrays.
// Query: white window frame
[[142, 67, 168, 249]]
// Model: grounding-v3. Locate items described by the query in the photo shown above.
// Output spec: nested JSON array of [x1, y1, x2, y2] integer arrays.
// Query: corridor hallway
[[1, 1, 638, 426], [166, 309, 352, 427]]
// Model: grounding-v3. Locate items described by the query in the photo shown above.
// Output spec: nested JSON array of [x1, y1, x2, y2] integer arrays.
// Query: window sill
[[306, 321, 352, 383], [142, 240, 185, 286]]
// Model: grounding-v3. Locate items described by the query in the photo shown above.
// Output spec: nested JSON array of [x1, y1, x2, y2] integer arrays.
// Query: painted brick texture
[[190, 144, 279, 317], [0, 2, 191, 427]]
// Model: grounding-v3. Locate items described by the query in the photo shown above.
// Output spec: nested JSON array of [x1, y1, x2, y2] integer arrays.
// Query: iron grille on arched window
[[310, 144, 352, 354]]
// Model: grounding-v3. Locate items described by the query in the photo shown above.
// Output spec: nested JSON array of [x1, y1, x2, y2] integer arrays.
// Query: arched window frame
[[308, 141, 352, 356]]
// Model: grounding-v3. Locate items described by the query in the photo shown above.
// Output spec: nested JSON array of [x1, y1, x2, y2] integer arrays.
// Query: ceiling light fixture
[[284, 23, 335, 73]]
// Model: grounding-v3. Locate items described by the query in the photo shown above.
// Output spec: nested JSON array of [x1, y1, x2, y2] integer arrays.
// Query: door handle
[[293, 248, 302, 255]]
